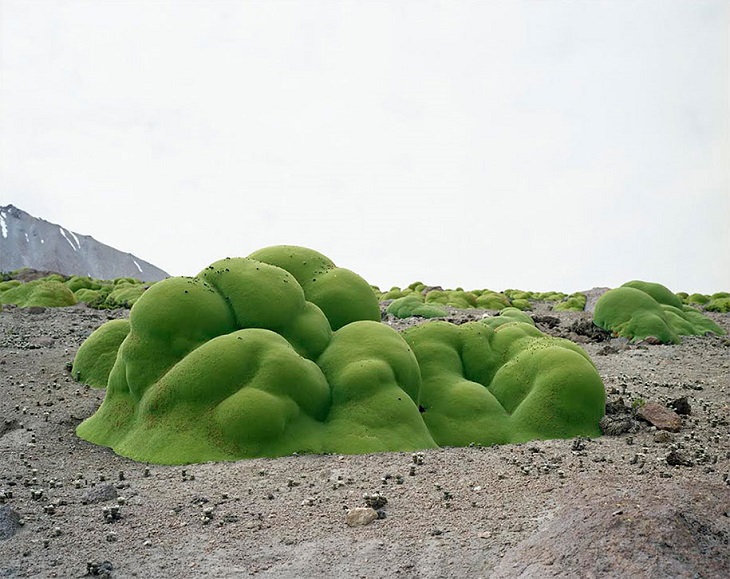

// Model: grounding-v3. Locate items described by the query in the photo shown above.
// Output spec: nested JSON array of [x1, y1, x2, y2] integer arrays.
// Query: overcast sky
[[1, 0, 728, 294]]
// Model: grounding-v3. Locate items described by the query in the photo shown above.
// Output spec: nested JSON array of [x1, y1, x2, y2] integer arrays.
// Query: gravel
[[1, 302, 728, 578]]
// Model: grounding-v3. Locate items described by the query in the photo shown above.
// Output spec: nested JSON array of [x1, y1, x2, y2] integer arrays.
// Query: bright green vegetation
[[72, 319, 131, 387], [678, 291, 730, 313], [554, 292, 587, 312], [594, 281, 726, 344], [0, 279, 77, 308], [247, 245, 380, 331], [424, 289, 477, 309], [74, 246, 608, 464], [705, 296, 730, 313], [0, 270, 150, 309], [404, 308, 605, 446], [375, 285, 544, 312], [386, 296, 448, 319]]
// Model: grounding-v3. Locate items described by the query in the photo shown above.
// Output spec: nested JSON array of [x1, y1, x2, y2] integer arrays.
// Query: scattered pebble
[[346, 507, 378, 527]]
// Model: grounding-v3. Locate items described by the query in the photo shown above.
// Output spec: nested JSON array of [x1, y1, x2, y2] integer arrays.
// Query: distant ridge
[[0, 204, 169, 282]]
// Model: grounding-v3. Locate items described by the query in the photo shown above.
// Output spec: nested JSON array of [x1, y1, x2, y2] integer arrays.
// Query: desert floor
[[1, 300, 728, 578]]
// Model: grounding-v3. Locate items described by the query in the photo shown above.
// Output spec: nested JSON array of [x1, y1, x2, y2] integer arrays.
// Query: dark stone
[[0, 419, 20, 438], [364, 493, 387, 510], [600, 415, 639, 436], [0, 505, 21, 540], [87, 560, 113, 577], [571, 437, 588, 451], [81, 484, 118, 505], [569, 319, 611, 342], [605, 398, 628, 415], [666, 450, 694, 467], [532, 315, 560, 329], [669, 396, 691, 416]]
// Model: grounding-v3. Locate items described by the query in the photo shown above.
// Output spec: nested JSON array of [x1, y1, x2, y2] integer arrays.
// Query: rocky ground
[[0, 300, 728, 578]]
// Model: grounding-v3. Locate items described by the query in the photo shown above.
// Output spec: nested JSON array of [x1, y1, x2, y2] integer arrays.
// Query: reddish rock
[[637, 402, 682, 432]]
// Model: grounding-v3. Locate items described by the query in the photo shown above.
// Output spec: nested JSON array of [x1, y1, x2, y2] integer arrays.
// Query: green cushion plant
[[594, 281, 725, 343], [74, 247, 608, 464], [386, 295, 448, 319], [403, 309, 605, 446]]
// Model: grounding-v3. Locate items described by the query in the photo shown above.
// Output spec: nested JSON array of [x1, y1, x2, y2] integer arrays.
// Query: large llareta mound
[[74, 246, 605, 464], [594, 281, 725, 344]]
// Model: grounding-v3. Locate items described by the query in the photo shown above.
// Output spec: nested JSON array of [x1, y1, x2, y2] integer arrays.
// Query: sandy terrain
[[1, 301, 728, 578]]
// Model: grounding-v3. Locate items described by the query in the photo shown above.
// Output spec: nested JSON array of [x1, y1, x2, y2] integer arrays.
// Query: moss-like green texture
[[404, 310, 605, 446], [247, 245, 380, 330], [374, 284, 517, 312], [386, 296, 447, 319], [554, 293, 587, 312], [76, 247, 432, 463], [74, 247, 607, 464], [0, 279, 77, 308], [705, 297, 730, 313], [72, 319, 131, 387], [0, 272, 151, 310], [594, 281, 726, 343]]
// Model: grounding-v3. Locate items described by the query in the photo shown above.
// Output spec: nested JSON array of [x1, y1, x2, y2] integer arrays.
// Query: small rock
[[596, 345, 618, 356], [102, 505, 122, 523], [0, 505, 22, 540], [82, 484, 118, 505], [28, 336, 55, 348], [0, 419, 20, 438], [363, 492, 388, 510], [600, 415, 638, 436], [605, 398, 628, 415], [666, 449, 694, 467], [669, 396, 691, 416], [654, 431, 673, 444], [571, 437, 588, 451], [532, 315, 560, 329], [637, 402, 682, 432], [86, 560, 113, 578], [346, 507, 378, 527], [569, 319, 611, 342]]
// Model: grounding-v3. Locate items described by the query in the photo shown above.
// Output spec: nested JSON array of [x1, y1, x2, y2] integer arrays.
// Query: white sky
[[1, 0, 728, 294]]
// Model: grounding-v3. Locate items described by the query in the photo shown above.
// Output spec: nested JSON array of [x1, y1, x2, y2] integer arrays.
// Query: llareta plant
[[73, 245, 606, 464], [594, 280, 725, 344]]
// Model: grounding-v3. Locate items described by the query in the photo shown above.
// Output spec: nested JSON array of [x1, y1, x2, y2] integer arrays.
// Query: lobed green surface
[[0, 272, 150, 309], [74, 247, 607, 464], [594, 281, 725, 343]]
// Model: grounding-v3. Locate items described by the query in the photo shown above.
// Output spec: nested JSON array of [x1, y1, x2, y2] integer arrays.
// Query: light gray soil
[[1, 302, 728, 578]]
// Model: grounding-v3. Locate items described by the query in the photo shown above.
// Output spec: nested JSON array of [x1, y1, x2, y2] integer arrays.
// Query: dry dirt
[[1, 301, 728, 578]]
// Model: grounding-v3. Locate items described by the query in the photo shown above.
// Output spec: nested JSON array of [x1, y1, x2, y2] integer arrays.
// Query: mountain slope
[[0, 204, 169, 282]]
